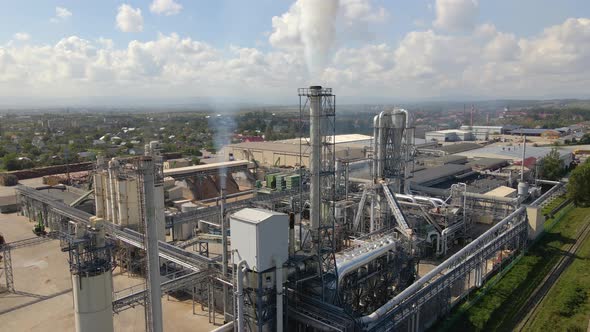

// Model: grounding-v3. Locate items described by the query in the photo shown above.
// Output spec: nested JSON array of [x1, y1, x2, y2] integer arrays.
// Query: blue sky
[[1, 0, 590, 105]]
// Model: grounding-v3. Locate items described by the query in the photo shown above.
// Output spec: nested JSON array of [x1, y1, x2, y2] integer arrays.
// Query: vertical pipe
[[108, 159, 119, 224], [372, 115, 379, 179], [275, 258, 284, 332], [521, 135, 526, 182], [289, 213, 295, 257], [139, 157, 163, 332], [220, 173, 229, 322], [309, 86, 322, 235], [236, 260, 247, 332]]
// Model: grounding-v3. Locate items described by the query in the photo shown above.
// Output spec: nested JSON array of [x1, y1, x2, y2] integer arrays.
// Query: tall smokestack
[[139, 157, 163, 332], [309, 86, 322, 236]]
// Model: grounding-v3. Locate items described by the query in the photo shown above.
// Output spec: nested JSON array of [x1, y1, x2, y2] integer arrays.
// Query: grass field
[[440, 205, 590, 331], [524, 226, 590, 332], [542, 195, 567, 216]]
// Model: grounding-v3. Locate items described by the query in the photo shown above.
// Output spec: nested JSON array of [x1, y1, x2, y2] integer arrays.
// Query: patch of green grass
[[442, 206, 590, 332], [542, 195, 567, 216], [524, 229, 590, 332]]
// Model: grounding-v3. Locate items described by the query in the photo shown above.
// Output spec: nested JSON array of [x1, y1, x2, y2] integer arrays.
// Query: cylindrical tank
[[174, 202, 198, 240], [518, 181, 529, 198], [72, 271, 114, 332]]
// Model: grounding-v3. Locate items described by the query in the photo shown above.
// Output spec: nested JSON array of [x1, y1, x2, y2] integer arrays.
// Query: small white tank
[[518, 181, 529, 198], [174, 202, 198, 240]]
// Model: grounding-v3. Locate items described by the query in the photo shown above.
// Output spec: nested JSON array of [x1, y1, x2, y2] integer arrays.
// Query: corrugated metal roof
[[440, 142, 482, 154], [410, 164, 472, 185], [457, 145, 571, 161]]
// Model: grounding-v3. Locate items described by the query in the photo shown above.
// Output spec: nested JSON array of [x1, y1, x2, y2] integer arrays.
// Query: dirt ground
[[0, 212, 221, 332]]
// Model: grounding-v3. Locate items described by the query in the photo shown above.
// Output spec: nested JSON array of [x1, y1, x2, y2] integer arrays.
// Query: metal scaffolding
[[299, 86, 339, 302]]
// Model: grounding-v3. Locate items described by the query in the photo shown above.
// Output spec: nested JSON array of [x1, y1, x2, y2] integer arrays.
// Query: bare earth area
[[0, 212, 220, 332]]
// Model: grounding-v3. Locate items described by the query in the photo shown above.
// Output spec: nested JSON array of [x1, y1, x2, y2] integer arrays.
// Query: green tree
[[540, 149, 564, 180], [568, 160, 590, 206], [2, 153, 21, 171]]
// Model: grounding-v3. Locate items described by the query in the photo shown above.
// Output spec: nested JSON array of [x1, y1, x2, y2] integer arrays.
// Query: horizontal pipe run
[[359, 206, 525, 327]]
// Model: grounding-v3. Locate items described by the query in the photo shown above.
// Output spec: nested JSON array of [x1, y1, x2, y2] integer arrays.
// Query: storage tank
[[518, 181, 529, 200], [71, 218, 114, 332], [174, 202, 198, 240]]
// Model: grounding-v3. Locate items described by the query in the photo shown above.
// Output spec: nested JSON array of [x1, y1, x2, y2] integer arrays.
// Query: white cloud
[[433, 0, 478, 31], [13, 33, 31, 41], [116, 4, 144, 33], [340, 0, 389, 22], [150, 0, 183, 16], [269, 0, 388, 73], [269, 0, 339, 73], [50, 6, 72, 23], [1, 18, 590, 101]]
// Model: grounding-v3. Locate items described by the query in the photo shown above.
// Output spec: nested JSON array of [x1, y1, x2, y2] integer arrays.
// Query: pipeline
[[336, 237, 396, 286], [439, 220, 465, 256], [236, 260, 247, 332], [275, 257, 284, 332], [358, 207, 526, 327]]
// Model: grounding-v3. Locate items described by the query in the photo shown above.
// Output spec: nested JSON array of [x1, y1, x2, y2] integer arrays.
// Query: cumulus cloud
[[1, 17, 590, 100], [340, 0, 389, 22], [269, 0, 339, 74], [50, 6, 72, 23], [433, 0, 478, 31], [269, 0, 388, 74], [150, 0, 183, 16], [13, 33, 31, 41], [116, 4, 144, 33]]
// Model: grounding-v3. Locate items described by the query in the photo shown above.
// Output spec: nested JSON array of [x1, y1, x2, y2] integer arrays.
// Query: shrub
[[0, 173, 18, 186]]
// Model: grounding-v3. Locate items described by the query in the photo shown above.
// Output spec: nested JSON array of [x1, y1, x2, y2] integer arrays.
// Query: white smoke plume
[[270, 0, 339, 75]]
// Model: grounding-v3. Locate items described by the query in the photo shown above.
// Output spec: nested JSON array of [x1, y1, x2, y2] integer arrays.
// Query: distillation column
[[69, 217, 114, 332]]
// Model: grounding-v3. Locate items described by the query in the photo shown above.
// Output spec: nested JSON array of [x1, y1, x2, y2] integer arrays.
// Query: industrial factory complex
[[0, 86, 572, 331]]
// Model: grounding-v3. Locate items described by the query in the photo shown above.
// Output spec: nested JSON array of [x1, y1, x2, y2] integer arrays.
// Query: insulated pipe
[[309, 86, 322, 234], [428, 231, 442, 256], [236, 260, 247, 332], [395, 194, 416, 203], [536, 179, 561, 185], [395, 193, 445, 208], [359, 207, 526, 327], [275, 257, 284, 332], [336, 239, 396, 285], [440, 221, 465, 256], [414, 196, 439, 208]]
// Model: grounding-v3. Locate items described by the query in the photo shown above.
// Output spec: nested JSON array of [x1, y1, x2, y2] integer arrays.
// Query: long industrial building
[[2, 86, 565, 332]]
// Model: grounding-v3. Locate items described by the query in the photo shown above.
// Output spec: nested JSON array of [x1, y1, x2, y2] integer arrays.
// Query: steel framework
[[299, 86, 339, 302]]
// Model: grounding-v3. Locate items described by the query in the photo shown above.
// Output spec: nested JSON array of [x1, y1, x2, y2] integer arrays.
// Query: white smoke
[[270, 0, 339, 75]]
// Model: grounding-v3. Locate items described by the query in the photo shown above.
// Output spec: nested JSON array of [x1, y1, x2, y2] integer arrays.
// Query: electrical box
[[230, 208, 288, 272]]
